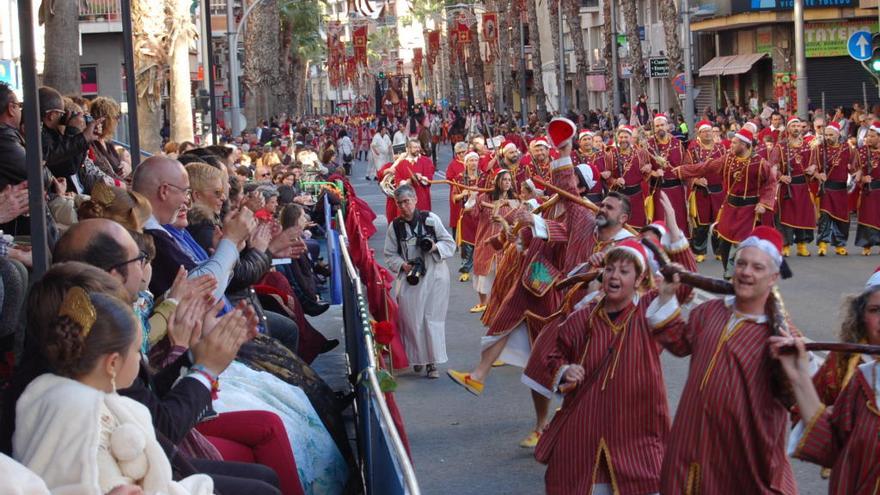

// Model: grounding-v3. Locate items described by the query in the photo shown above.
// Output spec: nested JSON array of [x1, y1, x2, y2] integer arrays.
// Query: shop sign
[[805, 19, 879, 58]]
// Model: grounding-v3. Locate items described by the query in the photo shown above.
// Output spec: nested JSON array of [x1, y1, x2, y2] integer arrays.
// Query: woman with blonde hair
[[89, 97, 129, 179]]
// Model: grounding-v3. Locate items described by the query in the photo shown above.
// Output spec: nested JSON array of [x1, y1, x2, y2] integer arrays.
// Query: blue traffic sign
[[848, 31, 873, 62]]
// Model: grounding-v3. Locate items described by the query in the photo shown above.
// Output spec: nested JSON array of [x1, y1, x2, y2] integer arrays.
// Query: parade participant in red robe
[[455, 152, 481, 282], [470, 170, 519, 313], [811, 121, 857, 256], [648, 226, 798, 494], [688, 120, 726, 262], [480, 141, 535, 192], [770, 116, 816, 257], [647, 114, 693, 237], [572, 130, 604, 203], [855, 122, 880, 255], [377, 139, 435, 220], [596, 126, 652, 228], [445, 142, 469, 232], [448, 118, 597, 447], [534, 233, 692, 495], [771, 281, 880, 495], [469, 135, 494, 174], [521, 137, 553, 183], [672, 128, 777, 273]]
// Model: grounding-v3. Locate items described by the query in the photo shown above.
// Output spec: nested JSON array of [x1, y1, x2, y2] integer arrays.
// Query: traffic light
[[378, 71, 386, 80], [867, 33, 880, 74]]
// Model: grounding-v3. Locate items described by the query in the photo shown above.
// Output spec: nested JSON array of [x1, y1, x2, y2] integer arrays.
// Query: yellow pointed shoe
[[796, 243, 811, 257], [447, 370, 483, 396], [695, 254, 705, 263], [469, 303, 487, 313], [836, 246, 849, 256], [459, 273, 470, 282], [817, 242, 828, 256], [715, 255, 722, 261], [492, 360, 506, 367], [519, 430, 542, 448], [781, 246, 791, 257], [864, 247, 873, 256]]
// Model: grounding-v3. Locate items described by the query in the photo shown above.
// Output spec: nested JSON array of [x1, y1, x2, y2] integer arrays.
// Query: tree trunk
[[243, 0, 280, 130], [621, 0, 647, 103], [513, 7, 526, 118], [526, 0, 548, 120], [40, 0, 80, 95], [659, 0, 684, 113], [167, 0, 194, 143], [547, 0, 561, 113], [602, 0, 614, 111], [132, 0, 165, 153], [564, 0, 589, 113], [468, 21, 487, 111], [497, 0, 513, 114]]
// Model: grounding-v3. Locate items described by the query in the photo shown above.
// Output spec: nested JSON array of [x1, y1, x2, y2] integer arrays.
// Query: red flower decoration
[[373, 320, 395, 346]]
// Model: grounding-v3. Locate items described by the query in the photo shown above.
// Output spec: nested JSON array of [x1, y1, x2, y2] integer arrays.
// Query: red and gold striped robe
[[791, 365, 880, 494], [655, 298, 798, 494]]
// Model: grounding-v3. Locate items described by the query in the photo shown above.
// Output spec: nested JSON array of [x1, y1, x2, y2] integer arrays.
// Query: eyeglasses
[[164, 182, 192, 200], [109, 250, 149, 271], [11, 102, 23, 109]]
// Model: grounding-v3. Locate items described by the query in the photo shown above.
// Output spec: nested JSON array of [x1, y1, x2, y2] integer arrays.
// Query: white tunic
[[383, 211, 456, 365]]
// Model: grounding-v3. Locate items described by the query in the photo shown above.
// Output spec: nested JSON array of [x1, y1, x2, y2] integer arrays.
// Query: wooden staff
[[640, 239, 736, 295], [428, 179, 493, 193], [531, 176, 599, 212]]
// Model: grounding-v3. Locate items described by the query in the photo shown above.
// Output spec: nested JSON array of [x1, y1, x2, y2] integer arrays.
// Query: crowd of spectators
[[0, 81, 357, 495]]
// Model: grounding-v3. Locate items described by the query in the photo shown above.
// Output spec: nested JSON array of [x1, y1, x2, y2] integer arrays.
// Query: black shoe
[[321, 338, 340, 354], [302, 297, 330, 316]]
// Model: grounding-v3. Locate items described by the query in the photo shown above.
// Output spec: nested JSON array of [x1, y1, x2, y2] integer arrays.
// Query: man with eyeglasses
[[132, 156, 253, 299], [445, 141, 469, 236], [39, 86, 102, 182]]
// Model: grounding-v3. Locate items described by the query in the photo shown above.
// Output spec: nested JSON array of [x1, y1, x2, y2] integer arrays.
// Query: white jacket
[[14, 374, 213, 495]]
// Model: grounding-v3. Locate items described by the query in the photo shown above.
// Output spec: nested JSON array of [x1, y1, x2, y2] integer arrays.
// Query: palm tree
[[621, 0, 646, 105], [166, 0, 197, 143], [526, 0, 548, 120], [545, 0, 562, 112], [243, 0, 281, 129], [279, 0, 323, 115], [39, 0, 80, 95], [563, 0, 590, 113], [658, 0, 684, 113], [467, 18, 487, 110], [496, 0, 514, 113], [132, 0, 166, 153], [602, 0, 614, 112]]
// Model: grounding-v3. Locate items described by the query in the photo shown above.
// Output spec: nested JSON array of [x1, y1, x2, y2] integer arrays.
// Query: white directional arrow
[[857, 34, 870, 58]]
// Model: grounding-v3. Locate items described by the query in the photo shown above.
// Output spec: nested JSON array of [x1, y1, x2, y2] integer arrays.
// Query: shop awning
[[699, 53, 767, 77]]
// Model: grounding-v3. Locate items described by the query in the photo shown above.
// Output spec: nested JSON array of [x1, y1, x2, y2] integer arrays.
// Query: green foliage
[[279, 0, 324, 61]]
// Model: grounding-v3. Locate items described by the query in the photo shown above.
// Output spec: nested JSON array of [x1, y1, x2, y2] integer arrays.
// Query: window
[[581, 0, 599, 7]]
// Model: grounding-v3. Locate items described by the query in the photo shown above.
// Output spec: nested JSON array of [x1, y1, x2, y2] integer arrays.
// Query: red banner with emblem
[[413, 48, 423, 81], [427, 30, 441, 67], [455, 13, 471, 44], [353, 25, 368, 66], [482, 12, 498, 63]]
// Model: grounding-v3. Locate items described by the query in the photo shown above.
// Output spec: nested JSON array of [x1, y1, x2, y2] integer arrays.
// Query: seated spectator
[[163, 141, 180, 159], [89, 96, 129, 179], [13, 274, 215, 494]]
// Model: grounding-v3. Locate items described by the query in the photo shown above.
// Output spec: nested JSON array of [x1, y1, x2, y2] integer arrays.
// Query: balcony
[[79, 0, 122, 33]]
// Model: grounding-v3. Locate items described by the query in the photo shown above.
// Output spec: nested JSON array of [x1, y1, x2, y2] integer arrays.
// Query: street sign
[[848, 30, 872, 62], [672, 73, 686, 95], [649, 57, 670, 78]]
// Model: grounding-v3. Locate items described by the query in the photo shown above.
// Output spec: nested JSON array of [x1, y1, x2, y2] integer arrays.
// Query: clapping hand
[[191, 302, 253, 376], [249, 222, 273, 252], [167, 267, 217, 302], [0, 183, 29, 224]]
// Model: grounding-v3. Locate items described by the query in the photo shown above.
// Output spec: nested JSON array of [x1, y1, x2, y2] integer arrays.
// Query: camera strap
[[393, 210, 435, 257]]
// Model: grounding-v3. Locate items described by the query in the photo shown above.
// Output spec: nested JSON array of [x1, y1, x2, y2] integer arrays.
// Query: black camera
[[405, 258, 426, 285], [417, 236, 434, 253]]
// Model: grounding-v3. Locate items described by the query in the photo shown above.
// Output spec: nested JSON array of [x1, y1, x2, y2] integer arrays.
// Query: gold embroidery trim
[[699, 320, 747, 391], [685, 462, 701, 495], [795, 403, 828, 458], [589, 438, 620, 495]]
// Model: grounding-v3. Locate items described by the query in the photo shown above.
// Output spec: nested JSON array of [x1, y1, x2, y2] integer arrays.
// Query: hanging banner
[[413, 48, 423, 81], [455, 11, 472, 44], [353, 25, 368, 48], [482, 12, 499, 63], [396, 58, 404, 75], [427, 30, 441, 66], [346, 56, 359, 85]]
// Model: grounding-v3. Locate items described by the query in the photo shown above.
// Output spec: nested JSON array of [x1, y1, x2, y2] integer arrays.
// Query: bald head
[[132, 155, 190, 224], [53, 218, 143, 302]]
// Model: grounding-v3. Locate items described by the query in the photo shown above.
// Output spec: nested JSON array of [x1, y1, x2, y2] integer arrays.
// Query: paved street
[[343, 144, 875, 495]]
